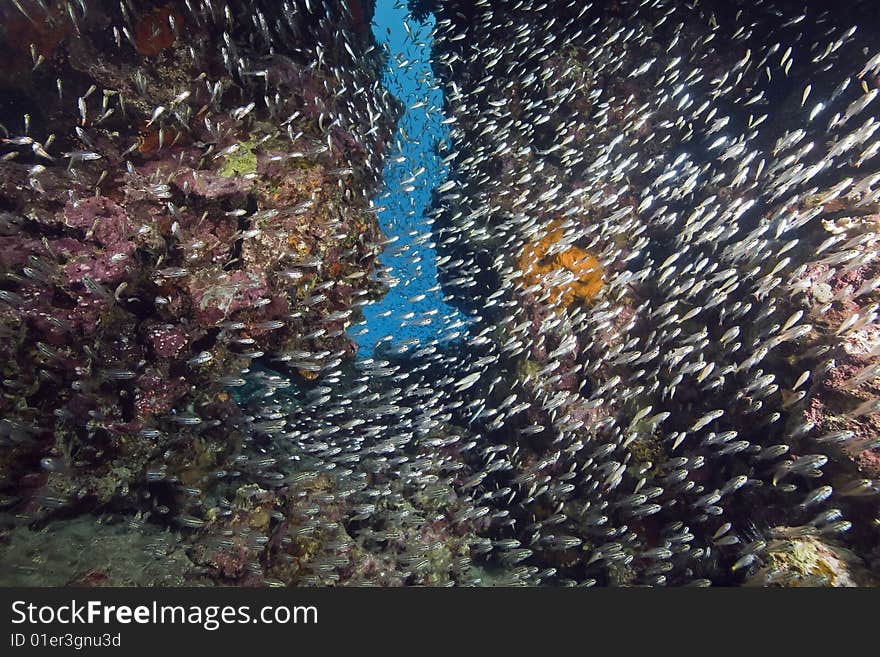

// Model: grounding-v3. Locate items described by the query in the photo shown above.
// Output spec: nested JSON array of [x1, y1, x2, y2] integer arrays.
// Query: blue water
[[353, 1, 468, 357]]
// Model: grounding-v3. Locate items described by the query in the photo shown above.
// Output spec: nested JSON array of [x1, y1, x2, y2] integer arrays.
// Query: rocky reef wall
[[0, 0, 879, 587]]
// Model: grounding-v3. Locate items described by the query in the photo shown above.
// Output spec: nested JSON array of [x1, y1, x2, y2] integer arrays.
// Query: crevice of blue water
[[353, 1, 469, 358]]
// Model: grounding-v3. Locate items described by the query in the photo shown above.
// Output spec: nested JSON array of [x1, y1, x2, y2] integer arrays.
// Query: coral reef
[[0, 514, 201, 586], [0, 0, 879, 589], [0, 0, 412, 585], [424, 0, 880, 587]]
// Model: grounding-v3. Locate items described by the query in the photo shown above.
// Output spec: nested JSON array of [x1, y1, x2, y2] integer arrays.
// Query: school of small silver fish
[[0, 0, 879, 586]]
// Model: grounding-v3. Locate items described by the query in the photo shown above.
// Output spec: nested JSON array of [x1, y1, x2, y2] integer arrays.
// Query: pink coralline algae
[[187, 270, 273, 327], [0, 0, 397, 574], [63, 197, 134, 244], [147, 324, 192, 359]]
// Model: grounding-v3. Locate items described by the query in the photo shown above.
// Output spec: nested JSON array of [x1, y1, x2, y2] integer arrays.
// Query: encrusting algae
[[516, 221, 604, 309]]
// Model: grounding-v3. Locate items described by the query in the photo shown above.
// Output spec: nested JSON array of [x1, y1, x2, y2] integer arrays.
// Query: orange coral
[[134, 4, 182, 57], [137, 125, 184, 156], [516, 221, 604, 308], [297, 368, 319, 381]]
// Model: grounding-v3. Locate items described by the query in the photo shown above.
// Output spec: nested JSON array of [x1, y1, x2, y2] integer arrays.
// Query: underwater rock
[[0, 514, 203, 586], [745, 527, 878, 587], [1, 0, 879, 588]]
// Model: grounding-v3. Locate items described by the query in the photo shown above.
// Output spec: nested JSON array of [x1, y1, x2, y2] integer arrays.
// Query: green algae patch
[[219, 140, 258, 178]]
